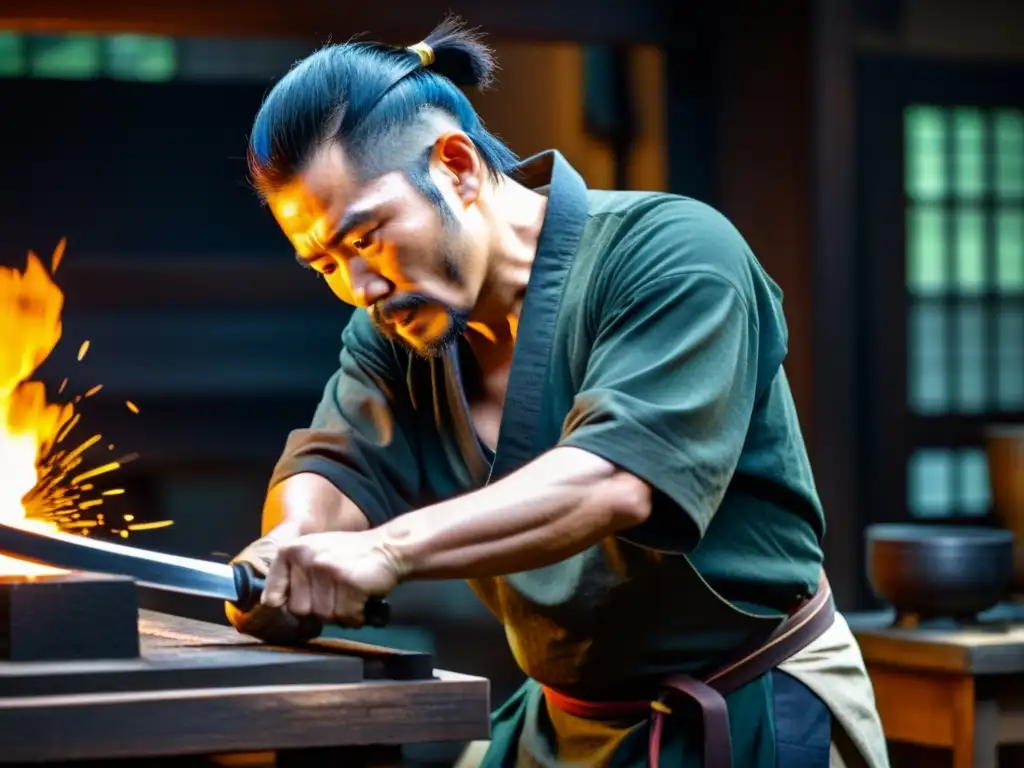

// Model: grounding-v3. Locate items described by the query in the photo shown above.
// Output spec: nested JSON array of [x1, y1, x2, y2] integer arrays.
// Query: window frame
[[857, 54, 1024, 536]]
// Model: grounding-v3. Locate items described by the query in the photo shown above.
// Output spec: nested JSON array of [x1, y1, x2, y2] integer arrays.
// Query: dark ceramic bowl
[[866, 523, 1014, 621]]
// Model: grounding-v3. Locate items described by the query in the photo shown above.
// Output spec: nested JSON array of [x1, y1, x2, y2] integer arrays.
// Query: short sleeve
[[560, 208, 771, 552], [269, 311, 421, 527]]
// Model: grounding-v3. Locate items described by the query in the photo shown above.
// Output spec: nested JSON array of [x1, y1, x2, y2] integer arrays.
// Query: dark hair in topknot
[[416, 15, 496, 89], [246, 15, 518, 213]]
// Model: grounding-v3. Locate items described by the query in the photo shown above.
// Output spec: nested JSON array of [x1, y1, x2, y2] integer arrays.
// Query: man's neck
[[468, 178, 548, 342]]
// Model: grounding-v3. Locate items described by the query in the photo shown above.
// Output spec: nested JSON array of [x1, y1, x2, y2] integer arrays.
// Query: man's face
[[267, 141, 483, 358]]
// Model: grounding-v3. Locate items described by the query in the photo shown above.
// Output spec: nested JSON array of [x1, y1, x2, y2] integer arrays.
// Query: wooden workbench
[[0, 610, 490, 764], [849, 605, 1024, 768]]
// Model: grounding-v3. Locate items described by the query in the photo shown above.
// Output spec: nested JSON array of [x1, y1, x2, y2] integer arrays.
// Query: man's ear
[[431, 132, 483, 206]]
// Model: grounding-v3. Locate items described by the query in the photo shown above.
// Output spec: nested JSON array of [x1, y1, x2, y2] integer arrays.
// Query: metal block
[[0, 571, 139, 661]]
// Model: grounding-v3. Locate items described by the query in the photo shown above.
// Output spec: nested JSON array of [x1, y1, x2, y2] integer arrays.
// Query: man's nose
[[348, 257, 392, 307]]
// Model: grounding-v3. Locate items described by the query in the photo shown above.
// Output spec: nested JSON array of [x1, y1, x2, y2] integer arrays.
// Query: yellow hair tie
[[650, 700, 673, 715], [407, 41, 435, 68]]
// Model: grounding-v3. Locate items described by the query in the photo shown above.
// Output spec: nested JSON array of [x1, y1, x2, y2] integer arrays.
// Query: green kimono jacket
[[269, 150, 826, 767]]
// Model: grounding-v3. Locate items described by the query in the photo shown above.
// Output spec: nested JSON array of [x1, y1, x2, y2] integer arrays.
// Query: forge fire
[[0, 241, 170, 576]]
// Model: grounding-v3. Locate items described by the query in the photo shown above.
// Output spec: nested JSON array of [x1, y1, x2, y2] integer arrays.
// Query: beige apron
[[778, 611, 891, 768]]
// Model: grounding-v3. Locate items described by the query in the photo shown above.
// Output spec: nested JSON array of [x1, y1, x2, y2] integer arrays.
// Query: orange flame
[[0, 241, 172, 577], [0, 246, 69, 575]]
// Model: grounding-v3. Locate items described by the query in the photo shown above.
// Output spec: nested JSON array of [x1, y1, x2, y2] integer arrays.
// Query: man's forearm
[[261, 472, 371, 537], [379, 447, 652, 580]]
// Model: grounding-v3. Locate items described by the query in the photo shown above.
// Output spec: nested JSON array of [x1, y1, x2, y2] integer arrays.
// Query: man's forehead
[[302, 142, 358, 198], [268, 146, 359, 231], [276, 144, 416, 222]]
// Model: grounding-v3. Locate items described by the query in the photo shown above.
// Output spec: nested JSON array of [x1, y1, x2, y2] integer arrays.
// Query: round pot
[[866, 523, 1014, 622]]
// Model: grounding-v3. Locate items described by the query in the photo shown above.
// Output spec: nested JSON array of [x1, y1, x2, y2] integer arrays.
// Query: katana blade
[[0, 521, 241, 601], [0, 521, 391, 627]]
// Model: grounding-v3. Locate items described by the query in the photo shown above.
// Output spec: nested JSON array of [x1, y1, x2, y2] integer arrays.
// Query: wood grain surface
[[849, 606, 1024, 674], [0, 611, 490, 763]]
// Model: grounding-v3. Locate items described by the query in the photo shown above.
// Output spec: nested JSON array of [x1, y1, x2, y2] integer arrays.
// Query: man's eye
[[352, 229, 378, 251]]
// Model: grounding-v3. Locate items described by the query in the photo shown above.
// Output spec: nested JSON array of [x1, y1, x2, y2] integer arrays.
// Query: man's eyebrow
[[292, 209, 377, 268], [331, 208, 377, 245]]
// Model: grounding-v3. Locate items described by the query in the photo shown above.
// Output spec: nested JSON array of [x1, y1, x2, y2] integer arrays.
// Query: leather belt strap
[[543, 569, 836, 768]]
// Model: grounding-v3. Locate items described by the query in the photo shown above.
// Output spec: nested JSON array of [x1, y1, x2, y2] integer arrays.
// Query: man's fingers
[[261, 551, 292, 608], [310, 566, 336, 620], [287, 563, 314, 617], [334, 587, 366, 628], [259, 535, 389, 628]]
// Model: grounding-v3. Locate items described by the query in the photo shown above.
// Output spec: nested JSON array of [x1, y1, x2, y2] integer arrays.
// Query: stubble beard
[[369, 297, 470, 359], [369, 242, 471, 359]]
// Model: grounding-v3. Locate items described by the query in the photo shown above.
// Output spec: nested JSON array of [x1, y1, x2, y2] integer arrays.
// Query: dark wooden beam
[[811, 0, 861, 609], [711, 0, 815, 427], [907, 414, 1024, 447], [663, 40, 718, 203], [0, 0, 680, 45]]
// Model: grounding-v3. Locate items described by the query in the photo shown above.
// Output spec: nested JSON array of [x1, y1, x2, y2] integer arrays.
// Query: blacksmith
[[227, 19, 889, 768]]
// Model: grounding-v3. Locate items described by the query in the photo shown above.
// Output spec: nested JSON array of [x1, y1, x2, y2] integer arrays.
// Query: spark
[[61, 433, 101, 467], [77, 341, 90, 361], [127, 521, 174, 532], [55, 413, 80, 444], [84, 384, 102, 398], [70, 461, 120, 486], [125, 400, 139, 414], [50, 238, 66, 274]]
